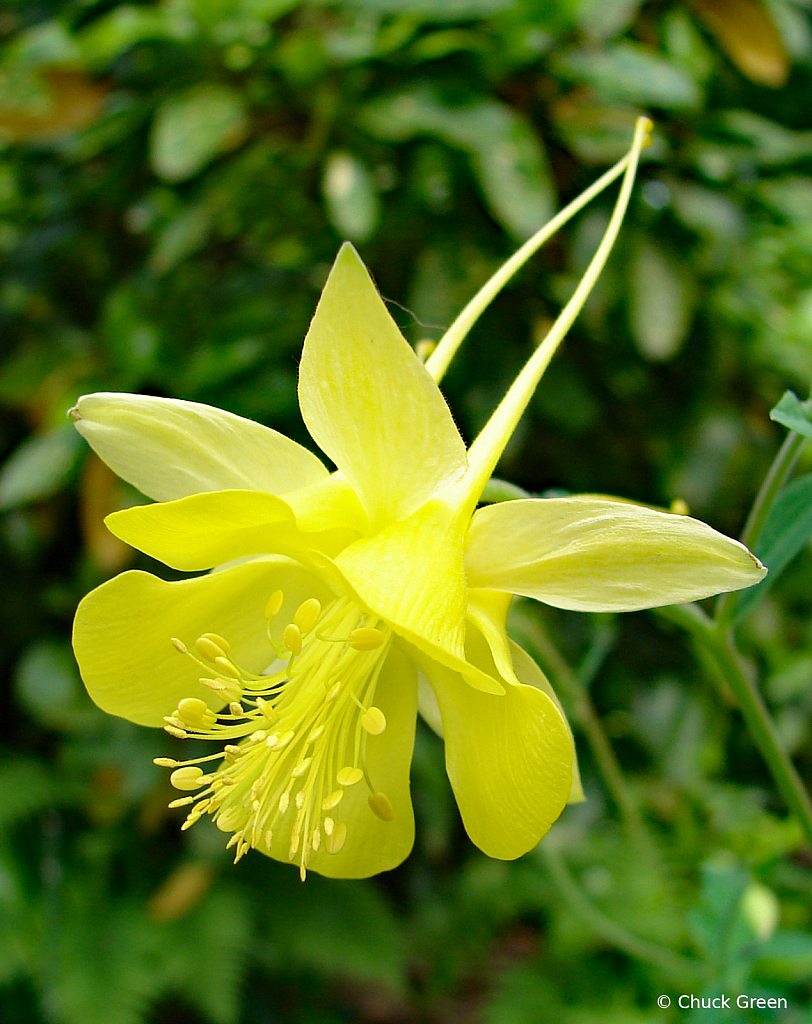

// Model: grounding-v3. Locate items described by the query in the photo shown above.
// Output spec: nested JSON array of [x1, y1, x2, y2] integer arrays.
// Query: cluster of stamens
[[155, 592, 394, 879]]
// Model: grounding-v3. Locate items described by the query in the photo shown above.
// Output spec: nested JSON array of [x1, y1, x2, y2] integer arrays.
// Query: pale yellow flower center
[[155, 594, 394, 879]]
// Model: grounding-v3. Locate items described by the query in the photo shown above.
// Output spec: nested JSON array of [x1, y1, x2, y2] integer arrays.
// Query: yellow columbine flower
[[70, 120, 764, 880]]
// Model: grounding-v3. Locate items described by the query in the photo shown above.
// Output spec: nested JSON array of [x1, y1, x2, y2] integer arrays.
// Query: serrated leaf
[[770, 390, 812, 439], [737, 472, 812, 619], [0, 425, 82, 510], [552, 42, 702, 110], [150, 84, 249, 182]]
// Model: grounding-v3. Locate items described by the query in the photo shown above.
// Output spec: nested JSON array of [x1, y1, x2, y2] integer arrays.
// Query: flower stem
[[520, 615, 655, 860], [659, 602, 812, 849], [714, 429, 806, 629], [538, 844, 705, 980]]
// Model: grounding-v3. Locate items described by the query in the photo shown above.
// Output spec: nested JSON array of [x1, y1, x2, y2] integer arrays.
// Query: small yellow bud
[[293, 598, 321, 634], [177, 697, 209, 726], [349, 627, 385, 651], [337, 766, 363, 787], [264, 589, 284, 619], [170, 766, 205, 791], [368, 791, 394, 821], [283, 623, 302, 656], [326, 822, 347, 854], [196, 636, 227, 661], [360, 706, 386, 735]]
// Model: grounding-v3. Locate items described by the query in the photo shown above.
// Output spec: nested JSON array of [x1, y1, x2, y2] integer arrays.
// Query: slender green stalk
[[714, 429, 805, 629], [523, 619, 654, 860], [538, 845, 705, 980], [660, 603, 812, 849]]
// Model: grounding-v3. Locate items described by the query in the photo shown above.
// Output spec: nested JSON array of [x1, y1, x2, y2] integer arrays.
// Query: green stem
[[523, 619, 654, 859], [659, 603, 812, 849], [538, 845, 705, 980], [715, 430, 805, 629]]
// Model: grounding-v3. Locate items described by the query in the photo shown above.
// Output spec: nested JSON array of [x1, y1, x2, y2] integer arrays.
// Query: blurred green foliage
[[1, 0, 812, 1021]]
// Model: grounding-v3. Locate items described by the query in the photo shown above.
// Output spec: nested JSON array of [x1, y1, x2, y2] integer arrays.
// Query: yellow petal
[[336, 499, 504, 694], [70, 393, 327, 501], [106, 489, 355, 576], [297, 243, 467, 528], [508, 639, 585, 804], [261, 643, 418, 879], [72, 559, 333, 725], [466, 588, 584, 803], [466, 497, 766, 612], [419, 626, 573, 859]]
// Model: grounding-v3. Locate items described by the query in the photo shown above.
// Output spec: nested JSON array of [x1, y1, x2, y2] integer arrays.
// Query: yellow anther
[[326, 822, 347, 855], [256, 697, 276, 721], [229, 701, 243, 716], [264, 830, 273, 849], [368, 791, 394, 821], [264, 589, 284, 619], [289, 832, 300, 859], [279, 792, 290, 814], [218, 775, 236, 786], [265, 733, 279, 749], [224, 744, 241, 757], [322, 790, 343, 811], [312, 827, 321, 851], [201, 631, 230, 653], [360, 706, 386, 735], [216, 807, 244, 831], [337, 766, 363, 787], [250, 730, 267, 742], [323, 816, 335, 836], [293, 598, 321, 634], [177, 697, 209, 726], [291, 758, 311, 778], [164, 725, 188, 739], [308, 724, 325, 743], [276, 730, 295, 749], [196, 636, 227, 661], [295, 790, 306, 808], [168, 796, 195, 808], [171, 637, 188, 654], [170, 766, 206, 791], [349, 627, 385, 651], [153, 757, 178, 768], [283, 623, 302, 656], [324, 682, 342, 702], [670, 498, 690, 516], [214, 656, 241, 679]]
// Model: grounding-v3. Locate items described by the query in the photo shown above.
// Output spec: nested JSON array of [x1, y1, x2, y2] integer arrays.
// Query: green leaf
[[0, 758, 57, 829], [629, 236, 695, 361], [150, 84, 249, 182], [322, 151, 380, 242], [0, 425, 82, 511], [342, 0, 513, 15], [769, 390, 812, 439], [360, 84, 555, 237], [552, 42, 702, 110], [736, 472, 812, 619], [15, 640, 98, 732]]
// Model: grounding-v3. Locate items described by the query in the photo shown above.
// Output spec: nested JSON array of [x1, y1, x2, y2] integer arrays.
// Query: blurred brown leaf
[[688, 0, 789, 88], [0, 68, 106, 141]]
